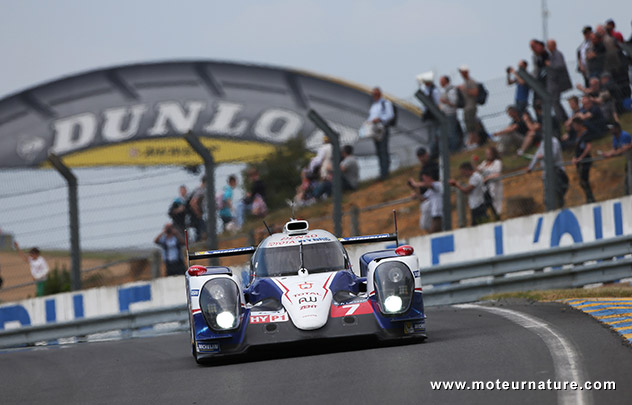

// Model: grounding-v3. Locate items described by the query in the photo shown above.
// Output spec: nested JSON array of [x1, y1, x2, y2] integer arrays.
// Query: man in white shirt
[[15, 241, 49, 296], [439, 75, 463, 152], [449, 162, 488, 225], [411, 169, 443, 233], [367, 87, 395, 180]]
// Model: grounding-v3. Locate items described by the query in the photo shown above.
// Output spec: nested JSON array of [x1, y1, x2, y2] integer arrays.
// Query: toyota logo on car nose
[[299, 282, 313, 290]]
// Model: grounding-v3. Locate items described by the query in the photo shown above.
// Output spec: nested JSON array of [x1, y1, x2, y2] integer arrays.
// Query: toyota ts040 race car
[[185, 218, 426, 363]]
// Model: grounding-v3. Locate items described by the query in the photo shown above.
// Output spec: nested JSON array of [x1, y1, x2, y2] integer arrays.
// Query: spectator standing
[[507, 61, 531, 114], [477, 146, 503, 218], [366, 87, 395, 180], [14, 241, 49, 297], [602, 123, 632, 194], [340, 145, 360, 191], [418, 72, 441, 158], [235, 167, 267, 229], [154, 224, 186, 277], [577, 26, 593, 87], [597, 25, 622, 76], [439, 75, 464, 152], [219, 175, 238, 231], [458, 65, 480, 149], [410, 169, 443, 233], [545, 39, 572, 123], [527, 136, 568, 209], [586, 31, 606, 79], [530, 40, 549, 105], [168, 185, 188, 234], [189, 176, 207, 242], [605, 19, 624, 42], [449, 162, 488, 226], [571, 118, 596, 203]]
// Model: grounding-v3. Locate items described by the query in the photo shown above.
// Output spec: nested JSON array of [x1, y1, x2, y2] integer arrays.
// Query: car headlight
[[373, 261, 414, 315], [199, 278, 240, 331]]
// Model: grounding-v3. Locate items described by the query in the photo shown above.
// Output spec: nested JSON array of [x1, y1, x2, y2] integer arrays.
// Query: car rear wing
[[188, 246, 256, 262], [338, 233, 398, 246], [340, 210, 400, 246]]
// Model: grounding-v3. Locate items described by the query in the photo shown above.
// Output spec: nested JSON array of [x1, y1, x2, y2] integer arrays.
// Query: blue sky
[[2, 0, 631, 100]]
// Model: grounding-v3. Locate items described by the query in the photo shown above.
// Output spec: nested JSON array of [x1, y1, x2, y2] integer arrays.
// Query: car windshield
[[253, 241, 346, 277]]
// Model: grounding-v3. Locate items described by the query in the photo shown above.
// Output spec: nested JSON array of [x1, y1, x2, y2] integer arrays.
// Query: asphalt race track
[[1, 301, 631, 405]]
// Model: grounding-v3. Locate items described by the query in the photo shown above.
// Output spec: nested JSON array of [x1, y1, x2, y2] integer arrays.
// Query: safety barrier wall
[[1, 195, 630, 334], [345, 195, 631, 269]]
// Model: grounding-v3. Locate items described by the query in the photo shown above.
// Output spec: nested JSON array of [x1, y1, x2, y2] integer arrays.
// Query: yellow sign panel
[[47, 138, 277, 167]]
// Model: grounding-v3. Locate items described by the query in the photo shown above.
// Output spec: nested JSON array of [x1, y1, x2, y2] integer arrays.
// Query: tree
[[242, 137, 311, 211]]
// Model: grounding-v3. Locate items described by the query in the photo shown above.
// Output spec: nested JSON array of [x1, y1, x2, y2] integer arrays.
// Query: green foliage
[[43, 265, 71, 296], [242, 137, 311, 211]]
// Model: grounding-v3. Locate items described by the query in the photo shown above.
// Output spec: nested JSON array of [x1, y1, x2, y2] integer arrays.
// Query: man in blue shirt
[[367, 87, 395, 180], [603, 123, 632, 157], [507, 60, 531, 114]]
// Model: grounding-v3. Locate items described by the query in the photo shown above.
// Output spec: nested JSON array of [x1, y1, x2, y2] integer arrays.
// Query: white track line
[[455, 304, 591, 405]]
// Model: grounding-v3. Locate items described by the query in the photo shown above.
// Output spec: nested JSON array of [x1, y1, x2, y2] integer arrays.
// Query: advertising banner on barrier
[[1, 196, 630, 331]]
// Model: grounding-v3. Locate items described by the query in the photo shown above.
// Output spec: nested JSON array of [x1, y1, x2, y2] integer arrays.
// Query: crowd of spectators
[[409, 18, 632, 232]]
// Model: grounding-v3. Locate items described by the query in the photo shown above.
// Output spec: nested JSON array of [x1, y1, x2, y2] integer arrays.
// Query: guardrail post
[[414, 90, 452, 231], [151, 250, 162, 279], [48, 153, 81, 291], [456, 189, 467, 228], [515, 68, 557, 211], [350, 205, 360, 236], [184, 131, 218, 266], [307, 109, 343, 237]]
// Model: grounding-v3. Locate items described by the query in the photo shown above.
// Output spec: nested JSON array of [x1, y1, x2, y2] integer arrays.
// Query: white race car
[[185, 218, 426, 363]]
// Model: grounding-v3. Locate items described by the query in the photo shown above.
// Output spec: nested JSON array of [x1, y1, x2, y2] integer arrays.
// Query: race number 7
[[342, 304, 360, 315]]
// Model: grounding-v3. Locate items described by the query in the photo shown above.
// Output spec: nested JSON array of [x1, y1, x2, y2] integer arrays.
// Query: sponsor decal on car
[[190, 289, 199, 297], [330, 300, 373, 317], [403, 321, 425, 334], [298, 296, 317, 304], [413, 270, 420, 278], [249, 313, 289, 324], [198, 342, 220, 353], [299, 282, 313, 290]]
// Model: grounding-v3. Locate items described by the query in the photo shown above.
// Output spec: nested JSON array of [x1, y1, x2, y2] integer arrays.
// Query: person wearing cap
[[577, 26, 593, 87], [605, 19, 624, 43], [603, 122, 632, 194], [457, 65, 480, 148], [366, 87, 395, 180], [14, 241, 49, 296]]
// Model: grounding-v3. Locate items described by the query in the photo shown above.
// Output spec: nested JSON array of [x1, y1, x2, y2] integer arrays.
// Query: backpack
[[476, 82, 488, 105], [381, 100, 398, 127], [453, 86, 466, 108]]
